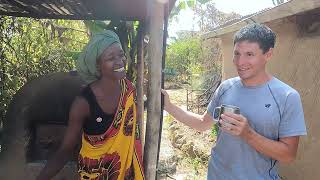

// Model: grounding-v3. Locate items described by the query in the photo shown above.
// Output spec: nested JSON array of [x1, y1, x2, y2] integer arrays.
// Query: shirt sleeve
[[279, 91, 307, 138], [207, 84, 223, 118]]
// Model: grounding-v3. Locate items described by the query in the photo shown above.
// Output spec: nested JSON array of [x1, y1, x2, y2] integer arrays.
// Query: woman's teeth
[[114, 67, 125, 72]]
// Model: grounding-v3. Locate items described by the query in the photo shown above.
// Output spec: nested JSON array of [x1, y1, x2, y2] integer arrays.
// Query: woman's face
[[97, 43, 127, 80]]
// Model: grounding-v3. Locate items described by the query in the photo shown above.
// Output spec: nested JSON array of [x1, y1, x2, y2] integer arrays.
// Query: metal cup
[[214, 104, 240, 126]]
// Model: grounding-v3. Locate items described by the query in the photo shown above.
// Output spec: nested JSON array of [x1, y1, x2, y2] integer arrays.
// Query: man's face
[[233, 40, 272, 85]]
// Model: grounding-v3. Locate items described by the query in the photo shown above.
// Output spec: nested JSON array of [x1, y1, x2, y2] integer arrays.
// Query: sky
[[169, 0, 276, 37]]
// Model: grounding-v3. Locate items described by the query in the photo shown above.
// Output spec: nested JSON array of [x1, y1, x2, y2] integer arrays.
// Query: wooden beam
[[143, 0, 165, 179], [136, 22, 145, 153]]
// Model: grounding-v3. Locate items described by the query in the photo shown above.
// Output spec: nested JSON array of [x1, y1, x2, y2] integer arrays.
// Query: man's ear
[[265, 48, 273, 61]]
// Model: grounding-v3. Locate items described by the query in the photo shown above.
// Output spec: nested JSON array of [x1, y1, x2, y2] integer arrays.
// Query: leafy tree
[[167, 1, 240, 91], [166, 34, 203, 85], [194, 1, 241, 31], [170, 0, 211, 23], [0, 17, 88, 141], [167, 2, 242, 137]]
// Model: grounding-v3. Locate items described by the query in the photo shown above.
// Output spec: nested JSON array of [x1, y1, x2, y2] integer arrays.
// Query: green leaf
[[178, 1, 187, 10], [186, 0, 196, 7]]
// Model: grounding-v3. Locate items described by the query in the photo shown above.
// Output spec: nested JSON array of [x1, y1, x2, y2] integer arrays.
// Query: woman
[[37, 30, 144, 180]]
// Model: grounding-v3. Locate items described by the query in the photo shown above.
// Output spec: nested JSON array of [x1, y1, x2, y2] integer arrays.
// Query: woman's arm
[[36, 97, 89, 180]]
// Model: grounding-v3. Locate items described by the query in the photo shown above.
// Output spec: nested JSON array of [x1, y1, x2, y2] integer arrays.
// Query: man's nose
[[234, 55, 246, 66]]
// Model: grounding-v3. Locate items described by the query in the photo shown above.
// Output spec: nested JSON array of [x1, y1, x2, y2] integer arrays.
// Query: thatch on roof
[[0, 0, 176, 20]]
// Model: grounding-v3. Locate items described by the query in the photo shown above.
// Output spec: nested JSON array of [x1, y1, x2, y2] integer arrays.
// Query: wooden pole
[[157, 0, 169, 168], [136, 23, 145, 153], [143, 0, 165, 179]]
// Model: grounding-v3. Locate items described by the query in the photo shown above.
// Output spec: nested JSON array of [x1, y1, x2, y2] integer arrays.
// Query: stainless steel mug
[[214, 104, 240, 126]]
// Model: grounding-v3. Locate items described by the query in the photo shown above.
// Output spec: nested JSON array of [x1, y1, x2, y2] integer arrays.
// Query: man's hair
[[233, 23, 276, 54]]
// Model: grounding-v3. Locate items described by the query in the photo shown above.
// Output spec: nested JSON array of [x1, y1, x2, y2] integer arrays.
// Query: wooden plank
[[5, 0, 36, 14], [62, 0, 82, 17], [143, 0, 165, 179]]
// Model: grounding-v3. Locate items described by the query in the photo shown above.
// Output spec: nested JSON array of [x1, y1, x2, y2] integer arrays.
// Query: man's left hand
[[219, 112, 253, 140]]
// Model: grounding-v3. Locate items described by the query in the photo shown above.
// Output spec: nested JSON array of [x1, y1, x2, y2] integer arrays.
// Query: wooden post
[[136, 23, 145, 153], [143, 0, 165, 179]]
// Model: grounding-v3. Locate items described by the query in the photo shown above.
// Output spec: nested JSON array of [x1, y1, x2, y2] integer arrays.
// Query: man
[[161, 23, 307, 180]]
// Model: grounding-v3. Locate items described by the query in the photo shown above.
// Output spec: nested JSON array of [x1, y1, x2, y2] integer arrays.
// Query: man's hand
[[219, 112, 254, 140], [161, 89, 171, 110]]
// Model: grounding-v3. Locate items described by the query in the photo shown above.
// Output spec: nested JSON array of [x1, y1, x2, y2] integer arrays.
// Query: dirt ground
[[157, 88, 216, 180]]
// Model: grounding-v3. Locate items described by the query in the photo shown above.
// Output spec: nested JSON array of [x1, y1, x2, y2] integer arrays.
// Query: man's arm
[[220, 112, 299, 164], [245, 129, 299, 164], [161, 89, 214, 132], [36, 97, 89, 180]]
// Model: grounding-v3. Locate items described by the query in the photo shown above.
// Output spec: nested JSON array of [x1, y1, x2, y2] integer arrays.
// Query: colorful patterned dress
[[78, 79, 144, 180]]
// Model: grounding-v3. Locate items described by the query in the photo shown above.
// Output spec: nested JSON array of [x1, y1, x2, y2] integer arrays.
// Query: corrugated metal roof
[[0, 0, 176, 20]]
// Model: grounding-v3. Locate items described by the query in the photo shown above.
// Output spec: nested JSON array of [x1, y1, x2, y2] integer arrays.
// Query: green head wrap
[[76, 30, 122, 84]]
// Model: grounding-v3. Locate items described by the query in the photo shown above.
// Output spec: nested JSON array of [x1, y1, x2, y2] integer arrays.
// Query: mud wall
[[0, 72, 83, 179]]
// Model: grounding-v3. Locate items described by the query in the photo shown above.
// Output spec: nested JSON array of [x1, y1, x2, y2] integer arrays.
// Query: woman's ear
[[96, 57, 101, 71], [96, 62, 102, 79]]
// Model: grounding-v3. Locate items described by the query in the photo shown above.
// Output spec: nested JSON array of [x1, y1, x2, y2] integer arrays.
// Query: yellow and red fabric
[[78, 78, 144, 180]]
